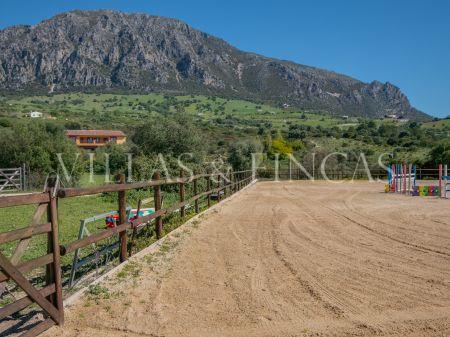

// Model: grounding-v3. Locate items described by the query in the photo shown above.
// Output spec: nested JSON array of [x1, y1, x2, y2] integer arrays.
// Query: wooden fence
[[257, 167, 442, 181], [0, 166, 27, 193], [0, 170, 253, 337], [258, 168, 389, 180]]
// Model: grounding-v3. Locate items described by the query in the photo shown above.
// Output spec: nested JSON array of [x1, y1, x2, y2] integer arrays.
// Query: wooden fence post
[[153, 171, 163, 239], [46, 177, 64, 324], [179, 170, 185, 218], [230, 171, 235, 194], [22, 164, 28, 191], [207, 174, 211, 208], [193, 171, 199, 213], [116, 174, 127, 262], [225, 173, 229, 194], [217, 173, 221, 201]]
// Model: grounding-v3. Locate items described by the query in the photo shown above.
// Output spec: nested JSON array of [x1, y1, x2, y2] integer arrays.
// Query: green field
[[0, 180, 211, 266], [0, 92, 345, 131]]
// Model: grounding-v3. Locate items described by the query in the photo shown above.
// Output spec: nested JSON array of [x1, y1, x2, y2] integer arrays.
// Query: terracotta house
[[65, 130, 127, 150]]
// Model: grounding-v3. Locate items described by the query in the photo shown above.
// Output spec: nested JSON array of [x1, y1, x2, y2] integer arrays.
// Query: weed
[[116, 261, 142, 280], [86, 284, 111, 301]]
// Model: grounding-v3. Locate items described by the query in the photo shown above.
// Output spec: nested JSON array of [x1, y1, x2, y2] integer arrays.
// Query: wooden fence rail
[[258, 168, 390, 181], [0, 179, 64, 337], [0, 170, 254, 337]]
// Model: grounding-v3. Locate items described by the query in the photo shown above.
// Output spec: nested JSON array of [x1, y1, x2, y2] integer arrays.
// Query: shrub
[[0, 121, 84, 186]]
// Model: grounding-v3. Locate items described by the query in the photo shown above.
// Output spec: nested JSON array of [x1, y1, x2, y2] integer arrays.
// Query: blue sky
[[1, 0, 449, 117]]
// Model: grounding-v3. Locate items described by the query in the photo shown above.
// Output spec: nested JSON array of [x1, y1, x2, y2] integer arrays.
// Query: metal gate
[[0, 165, 27, 193]]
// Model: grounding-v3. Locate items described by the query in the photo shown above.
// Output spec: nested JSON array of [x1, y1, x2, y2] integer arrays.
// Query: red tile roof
[[65, 130, 126, 137]]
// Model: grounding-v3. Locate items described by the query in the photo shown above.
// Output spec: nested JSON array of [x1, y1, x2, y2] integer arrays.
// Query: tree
[[132, 114, 205, 157], [428, 140, 450, 166], [228, 140, 263, 170], [0, 121, 84, 186], [268, 132, 293, 159], [94, 142, 131, 175]]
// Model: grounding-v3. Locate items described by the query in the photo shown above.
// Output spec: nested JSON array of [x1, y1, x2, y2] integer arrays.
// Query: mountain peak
[[0, 9, 429, 120]]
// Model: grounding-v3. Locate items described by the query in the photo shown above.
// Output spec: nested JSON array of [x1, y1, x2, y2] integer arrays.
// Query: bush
[[228, 140, 263, 170], [0, 121, 84, 186], [0, 118, 12, 128], [428, 140, 450, 166], [132, 114, 205, 157], [93, 142, 131, 175], [269, 138, 293, 159]]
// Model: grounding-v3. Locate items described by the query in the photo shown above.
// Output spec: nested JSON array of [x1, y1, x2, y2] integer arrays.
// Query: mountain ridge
[[0, 10, 430, 120]]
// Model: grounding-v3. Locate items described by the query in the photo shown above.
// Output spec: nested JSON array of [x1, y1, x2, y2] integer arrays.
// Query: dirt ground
[[43, 181, 450, 337]]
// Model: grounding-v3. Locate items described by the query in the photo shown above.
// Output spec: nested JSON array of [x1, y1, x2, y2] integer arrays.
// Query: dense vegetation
[[0, 92, 449, 187]]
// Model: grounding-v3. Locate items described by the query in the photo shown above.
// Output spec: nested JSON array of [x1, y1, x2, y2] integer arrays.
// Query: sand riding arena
[[37, 180, 450, 337]]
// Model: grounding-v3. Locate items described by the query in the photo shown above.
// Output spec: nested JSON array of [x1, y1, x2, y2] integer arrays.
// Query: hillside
[[0, 10, 430, 121]]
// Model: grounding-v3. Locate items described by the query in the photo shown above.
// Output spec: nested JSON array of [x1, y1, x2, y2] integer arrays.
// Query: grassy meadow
[[0, 92, 344, 131]]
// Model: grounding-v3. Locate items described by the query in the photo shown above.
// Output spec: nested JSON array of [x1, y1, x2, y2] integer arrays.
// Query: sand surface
[[44, 181, 450, 337]]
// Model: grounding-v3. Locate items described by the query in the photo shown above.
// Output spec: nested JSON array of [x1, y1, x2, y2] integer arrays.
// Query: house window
[[111, 136, 117, 143]]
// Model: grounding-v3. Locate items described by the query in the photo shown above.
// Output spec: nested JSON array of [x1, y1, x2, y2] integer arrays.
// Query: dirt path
[[44, 181, 450, 337]]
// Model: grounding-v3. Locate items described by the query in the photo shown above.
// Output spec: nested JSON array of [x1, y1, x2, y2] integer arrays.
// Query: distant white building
[[282, 103, 291, 109], [27, 111, 43, 118]]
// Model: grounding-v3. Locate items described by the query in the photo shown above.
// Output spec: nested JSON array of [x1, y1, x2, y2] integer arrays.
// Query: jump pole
[[413, 164, 417, 189], [445, 165, 449, 199], [390, 164, 395, 192], [403, 163, 407, 194], [394, 164, 397, 192], [408, 164, 412, 195], [387, 165, 392, 190], [439, 164, 443, 198], [394, 164, 397, 193]]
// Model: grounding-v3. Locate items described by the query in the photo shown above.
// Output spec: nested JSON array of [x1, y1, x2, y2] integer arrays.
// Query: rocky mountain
[[0, 10, 429, 120]]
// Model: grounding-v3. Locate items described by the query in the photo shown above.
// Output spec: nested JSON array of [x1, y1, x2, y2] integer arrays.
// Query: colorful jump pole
[[388, 165, 392, 188], [390, 164, 395, 192], [394, 164, 398, 192], [394, 164, 397, 193], [439, 164, 443, 198], [445, 165, 449, 199], [408, 164, 412, 194]]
